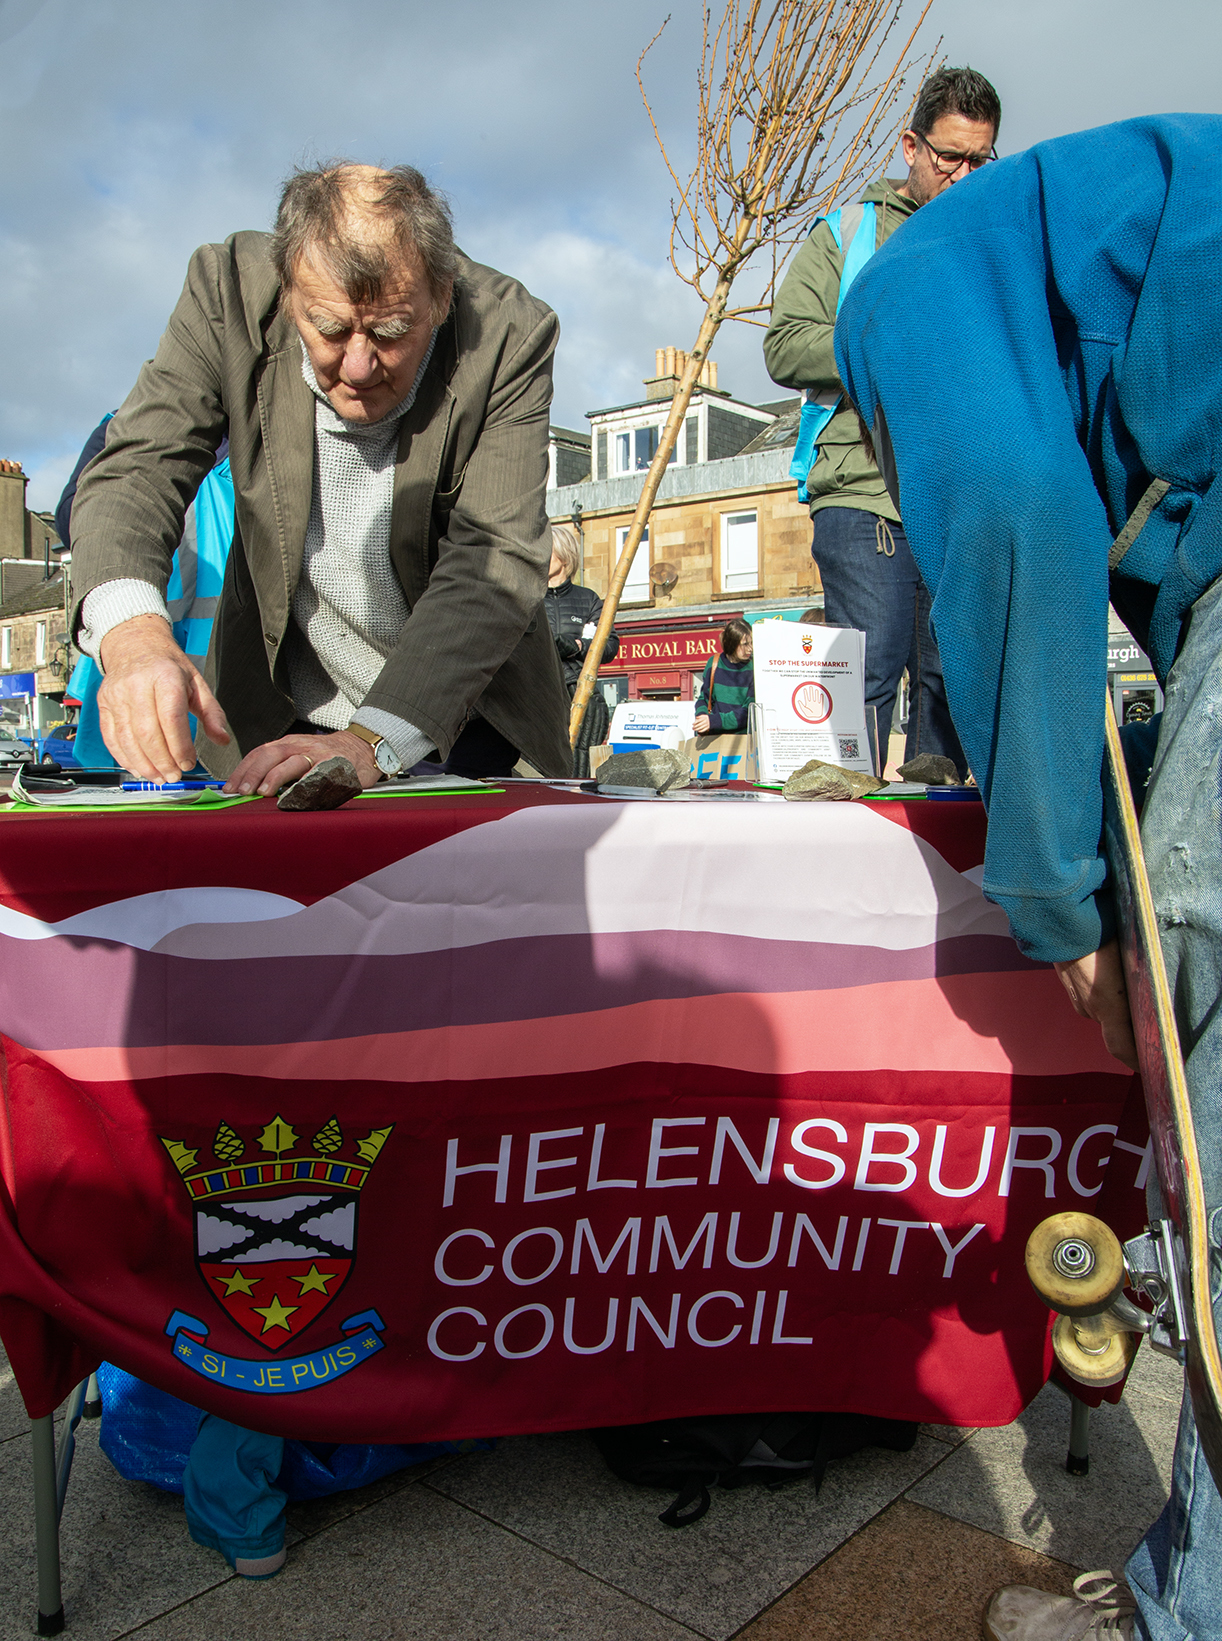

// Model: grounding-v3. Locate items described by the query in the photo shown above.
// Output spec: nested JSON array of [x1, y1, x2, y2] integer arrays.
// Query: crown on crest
[[160, 1114, 393, 1203]]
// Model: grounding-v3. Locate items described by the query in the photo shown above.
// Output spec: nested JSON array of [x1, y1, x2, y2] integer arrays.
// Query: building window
[[684, 414, 700, 465], [613, 424, 677, 476], [596, 429, 608, 481], [616, 525, 651, 603], [0, 628, 9, 668], [35, 623, 47, 665], [721, 510, 759, 593]]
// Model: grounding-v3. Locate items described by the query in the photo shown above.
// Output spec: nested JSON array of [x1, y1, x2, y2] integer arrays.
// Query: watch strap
[[346, 722, 383, 751]]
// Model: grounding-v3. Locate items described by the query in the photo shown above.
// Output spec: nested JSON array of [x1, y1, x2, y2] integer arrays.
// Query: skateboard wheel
[[1025, 1213, 1125, 1316], [1051, 1313, 1136, 1388]]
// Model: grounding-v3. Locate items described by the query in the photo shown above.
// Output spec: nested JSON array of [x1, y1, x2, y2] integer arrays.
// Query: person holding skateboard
[[833, 115, 1222, 1641]]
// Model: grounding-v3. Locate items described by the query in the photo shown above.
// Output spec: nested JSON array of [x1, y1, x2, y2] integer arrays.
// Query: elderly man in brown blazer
[[69, 161, 572, 791]]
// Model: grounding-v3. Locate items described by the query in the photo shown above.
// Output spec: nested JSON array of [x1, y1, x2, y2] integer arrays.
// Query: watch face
[[374, 738, 402, 777]]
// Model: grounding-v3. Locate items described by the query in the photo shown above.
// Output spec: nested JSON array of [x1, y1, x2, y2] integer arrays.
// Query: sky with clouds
[[3, 0, 1222, 511]]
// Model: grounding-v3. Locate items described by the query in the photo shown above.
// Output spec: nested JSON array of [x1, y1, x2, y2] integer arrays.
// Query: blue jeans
[[184, 1415, 286, 1575], [811, 506, 966, 776], [1125, 573, 1222, 1640]]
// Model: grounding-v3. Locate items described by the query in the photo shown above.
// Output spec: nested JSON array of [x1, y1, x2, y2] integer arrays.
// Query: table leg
[[55, 1380, 89, 1520], [1067, 1393, 1091, 1477], [31, 1415, 64, 1636], [82, 1374, 101, 1420]]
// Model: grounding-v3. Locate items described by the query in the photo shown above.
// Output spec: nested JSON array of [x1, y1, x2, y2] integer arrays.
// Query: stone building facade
[[548, 348, 813, 616], [0, 459, 70, 735], [0, 459, 60, 565], [0, 569, 72, 735], [546, 350, 816, 702]]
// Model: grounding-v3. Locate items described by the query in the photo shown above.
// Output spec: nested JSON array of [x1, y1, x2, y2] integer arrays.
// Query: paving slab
[[907, 1344, 1181, 1573], [919, 1421, 975, 1448], [0, 1414, 229, 1641], [737, 1498, 1082, 1641], [285, 1453, 459, 1540], [134, 1481, 700, 1641], [429, 1428, 954, 1641]]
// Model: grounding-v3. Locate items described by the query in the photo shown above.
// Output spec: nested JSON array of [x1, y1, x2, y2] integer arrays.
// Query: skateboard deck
[[1102, 697, 1222, 1489]]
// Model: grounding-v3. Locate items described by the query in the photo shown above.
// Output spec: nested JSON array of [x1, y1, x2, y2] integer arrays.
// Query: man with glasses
[[764, 66, 1000, 777]]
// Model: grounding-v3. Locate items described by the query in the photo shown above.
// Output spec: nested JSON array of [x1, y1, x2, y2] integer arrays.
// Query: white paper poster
[[608, 702, 697, 748], [751, 620, 872, 780]]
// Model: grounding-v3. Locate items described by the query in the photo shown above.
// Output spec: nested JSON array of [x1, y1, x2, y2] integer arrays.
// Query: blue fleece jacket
[[833, 114, 1222, 964]]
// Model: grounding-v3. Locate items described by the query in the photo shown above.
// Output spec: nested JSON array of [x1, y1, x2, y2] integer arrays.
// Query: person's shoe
[[232, 1547, 286, 1580], [984, 1571, 1137, 1640]]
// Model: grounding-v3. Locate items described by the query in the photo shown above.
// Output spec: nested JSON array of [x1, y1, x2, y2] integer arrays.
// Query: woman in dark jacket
[[694, 619, 755, 735], [544, 526, 620, 775]]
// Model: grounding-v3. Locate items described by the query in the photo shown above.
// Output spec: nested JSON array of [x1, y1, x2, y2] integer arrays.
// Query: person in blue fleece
[[835, 114, 1222, 1641]]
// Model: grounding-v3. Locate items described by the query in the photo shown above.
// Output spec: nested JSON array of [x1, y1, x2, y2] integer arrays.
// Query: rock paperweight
[[896, 753, 961, 786], [595, 748, 690, 794], [276, 755, 364, 812], [782, 759, 886, 801]]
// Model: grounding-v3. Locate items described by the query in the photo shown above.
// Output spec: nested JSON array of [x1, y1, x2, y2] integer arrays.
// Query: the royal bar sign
[[610, 632, 721, 667]]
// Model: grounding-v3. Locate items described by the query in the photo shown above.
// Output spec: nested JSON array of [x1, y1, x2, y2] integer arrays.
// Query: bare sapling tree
[[569, 0, 937, 746]]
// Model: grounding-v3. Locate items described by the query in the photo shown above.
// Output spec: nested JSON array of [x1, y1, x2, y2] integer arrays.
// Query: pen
[[120, 780, 228, 792]]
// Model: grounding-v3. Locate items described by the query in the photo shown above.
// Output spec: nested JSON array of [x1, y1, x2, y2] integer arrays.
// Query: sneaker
[[232, 1547, 286, 1580], [984, 1571, 1137, 1640]]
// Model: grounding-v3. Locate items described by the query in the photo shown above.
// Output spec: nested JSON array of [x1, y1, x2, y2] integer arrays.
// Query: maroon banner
[[0, 790, 1145, 1437]]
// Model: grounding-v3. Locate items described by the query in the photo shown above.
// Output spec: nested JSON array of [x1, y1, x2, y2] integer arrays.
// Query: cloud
[[299, 1202, 355, 1252], [226, 1238, 327, 1264], [4, 0, 1222, 506], [196, 1213, 253, 1255], [230, 1193, 329, 1223]]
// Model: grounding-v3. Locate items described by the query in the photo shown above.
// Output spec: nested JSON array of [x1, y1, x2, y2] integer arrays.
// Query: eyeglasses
[[913, 131, 996, 175]]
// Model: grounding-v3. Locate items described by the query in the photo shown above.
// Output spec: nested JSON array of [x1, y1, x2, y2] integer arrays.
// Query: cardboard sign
[[751, 621, 871, 781], [589, 735, 758, 784], [689, 733, 758, 783]]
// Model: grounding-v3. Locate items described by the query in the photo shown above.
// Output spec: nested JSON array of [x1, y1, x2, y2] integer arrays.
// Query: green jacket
[[763, 179, 917, 521]]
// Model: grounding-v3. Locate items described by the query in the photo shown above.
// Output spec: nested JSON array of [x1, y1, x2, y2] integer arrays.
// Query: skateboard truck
[[1121, 1220, 1191, 1359], [1025, 1211, 1191, 1388]]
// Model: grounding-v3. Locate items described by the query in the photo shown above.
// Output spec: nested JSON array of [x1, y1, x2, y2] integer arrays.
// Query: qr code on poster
[[837, 736, 860, 760]]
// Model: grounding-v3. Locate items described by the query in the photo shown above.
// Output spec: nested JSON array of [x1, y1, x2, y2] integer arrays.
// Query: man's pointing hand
[[97, 614, 230, 781]]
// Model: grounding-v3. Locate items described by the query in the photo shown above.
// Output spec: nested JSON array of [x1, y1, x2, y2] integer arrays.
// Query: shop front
[[595, 596, 825, 707], [597, 617, 729, 705]]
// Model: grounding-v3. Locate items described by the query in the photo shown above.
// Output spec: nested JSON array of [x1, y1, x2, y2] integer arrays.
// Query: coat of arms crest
[[159, 1114, 393, 1394]]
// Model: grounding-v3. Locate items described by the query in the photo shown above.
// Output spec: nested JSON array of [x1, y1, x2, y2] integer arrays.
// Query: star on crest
[[291, 1264, 335, 1296], [251, 1294, 299, 1334], [215, 1268, 260, 1297]]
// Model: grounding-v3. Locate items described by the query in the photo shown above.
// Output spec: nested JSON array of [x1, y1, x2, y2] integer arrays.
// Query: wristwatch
[[346, 722, 405, 779]]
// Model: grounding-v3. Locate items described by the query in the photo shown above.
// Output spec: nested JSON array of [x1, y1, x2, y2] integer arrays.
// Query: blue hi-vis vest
[[68, 458, 235, 769], [789, 201, 878, 503]]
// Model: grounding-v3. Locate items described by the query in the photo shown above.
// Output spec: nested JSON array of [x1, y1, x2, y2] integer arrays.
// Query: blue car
[[34, 727, 80, 768]]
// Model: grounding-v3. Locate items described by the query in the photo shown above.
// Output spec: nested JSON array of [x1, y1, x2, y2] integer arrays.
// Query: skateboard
[[1024, 698, 1222, 1492]]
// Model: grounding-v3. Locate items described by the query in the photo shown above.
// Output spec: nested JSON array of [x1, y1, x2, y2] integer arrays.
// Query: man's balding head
[[272, 161, 457, 327]]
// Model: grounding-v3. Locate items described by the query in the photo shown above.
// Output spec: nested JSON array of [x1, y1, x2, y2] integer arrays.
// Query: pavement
[[0, 1337, 1182, 1641]]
